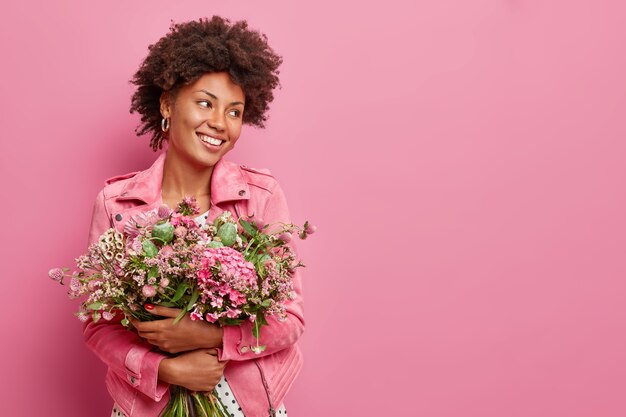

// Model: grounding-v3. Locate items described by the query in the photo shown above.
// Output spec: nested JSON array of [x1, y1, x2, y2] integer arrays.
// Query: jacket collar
[[117, 152, 251, 205]]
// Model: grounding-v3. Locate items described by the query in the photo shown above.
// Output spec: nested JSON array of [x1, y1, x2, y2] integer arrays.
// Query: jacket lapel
[[108, 152, 250, 232]]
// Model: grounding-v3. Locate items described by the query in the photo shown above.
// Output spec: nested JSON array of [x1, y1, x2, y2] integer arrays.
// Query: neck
[[161, 149, 215, 202]]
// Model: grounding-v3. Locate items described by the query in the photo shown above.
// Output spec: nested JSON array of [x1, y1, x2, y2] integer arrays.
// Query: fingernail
[[144, 304, 154, 310]]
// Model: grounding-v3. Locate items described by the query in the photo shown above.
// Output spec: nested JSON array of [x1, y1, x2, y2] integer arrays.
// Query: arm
[[217, 180, 306, 362], [82, 189, 170, 401]]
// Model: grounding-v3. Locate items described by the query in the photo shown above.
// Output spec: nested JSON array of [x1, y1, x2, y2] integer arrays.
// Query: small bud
[[48, 268, 64, 283], [305, 223, 317, 234], [278, 232, 292, 243], [157, 205, 172, 219]]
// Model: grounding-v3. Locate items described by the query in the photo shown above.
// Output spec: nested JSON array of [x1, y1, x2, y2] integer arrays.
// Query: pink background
[[2, 1, 626, 416]]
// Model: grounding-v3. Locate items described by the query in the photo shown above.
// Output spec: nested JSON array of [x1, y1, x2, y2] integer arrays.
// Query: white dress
[[111, 210, 288, 417]]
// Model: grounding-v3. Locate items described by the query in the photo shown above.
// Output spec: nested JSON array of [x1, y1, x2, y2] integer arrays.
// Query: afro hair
[[129, 16, 283, 150]]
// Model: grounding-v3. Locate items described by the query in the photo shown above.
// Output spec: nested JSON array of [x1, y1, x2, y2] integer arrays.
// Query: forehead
[[184, 72, 245, 101]]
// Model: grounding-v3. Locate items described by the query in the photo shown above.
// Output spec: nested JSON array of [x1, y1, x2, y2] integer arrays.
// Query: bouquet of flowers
[[49, 197, 315, 417]]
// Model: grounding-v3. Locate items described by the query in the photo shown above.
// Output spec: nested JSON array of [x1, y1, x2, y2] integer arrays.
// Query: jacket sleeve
[[82, 188, 170, 401], [217, 180, 305, 361]]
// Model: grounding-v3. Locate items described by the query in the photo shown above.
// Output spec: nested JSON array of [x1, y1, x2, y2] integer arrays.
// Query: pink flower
[[177, 196, 200, 215], [190, 311, 204, 321], [124, 210, 160, 238], [77, 312, 89, 322], [228, 289, 246, 306], [226, 308, 242, 319], [142, 285, 156, 298], [278, 232, 292, 243], [210, 297, 224, 309], [174, 226, 187, 238], [205, 312, 219, 323], [305, 223, 317, 234], [87, 280, 101, 291], [157, 205, 172, 219], [160, 245, 174, 257], [48, 268, 64, 282], [102, 311, 114, 321], [130, 238, 143, 254], [159, 277, 170, 288], [199, 247, 258, 288], [69, 277, 80, 292]]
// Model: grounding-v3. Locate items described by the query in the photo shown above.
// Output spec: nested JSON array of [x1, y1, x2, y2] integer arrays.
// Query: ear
[[159, 91, 172, 119]]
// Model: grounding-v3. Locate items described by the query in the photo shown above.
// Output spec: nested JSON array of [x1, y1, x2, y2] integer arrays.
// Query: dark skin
[[130, 306, 225, 393], [131, 71, 246, 393]]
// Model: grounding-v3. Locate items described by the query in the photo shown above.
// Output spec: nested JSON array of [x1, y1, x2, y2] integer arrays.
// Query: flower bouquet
[[50, 197, 315, 417]]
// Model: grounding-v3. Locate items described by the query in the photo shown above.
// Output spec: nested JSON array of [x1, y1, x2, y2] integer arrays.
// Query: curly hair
[[129, 16, 283, 150]]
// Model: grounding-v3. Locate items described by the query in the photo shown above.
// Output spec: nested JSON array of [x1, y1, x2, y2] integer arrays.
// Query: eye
[[198, 100, 212, 108], [229, 109, 242, 118]]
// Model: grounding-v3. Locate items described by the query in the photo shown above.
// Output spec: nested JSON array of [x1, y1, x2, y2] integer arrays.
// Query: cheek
[[229, 121, 243, 139]]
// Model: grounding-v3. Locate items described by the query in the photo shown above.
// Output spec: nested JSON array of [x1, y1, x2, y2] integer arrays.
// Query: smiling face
[[160, 72, 245, 169]]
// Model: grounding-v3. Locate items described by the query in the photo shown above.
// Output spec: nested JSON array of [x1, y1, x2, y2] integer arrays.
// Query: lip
[[196, 132, 226, 152], [196, 132, 227, 141]]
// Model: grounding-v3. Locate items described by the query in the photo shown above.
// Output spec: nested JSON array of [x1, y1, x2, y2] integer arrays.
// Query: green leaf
[[260, 299, 272, 308], [252, 319, 260, 339], [142, 240, 158, 258], [171, 283, 189, 303], [172, 309, 187, 325], [239, 219, 257, 235], [152, 221, 175, 243], [216, 223, 238, 246], [86, 302, 103, 310], [157, 301, 176, 308], [186, 288, 200, 312], [147, 266, 159, 279]]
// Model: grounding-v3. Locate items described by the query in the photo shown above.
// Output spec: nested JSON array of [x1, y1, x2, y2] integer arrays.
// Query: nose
[[207, 109, 225, 132]]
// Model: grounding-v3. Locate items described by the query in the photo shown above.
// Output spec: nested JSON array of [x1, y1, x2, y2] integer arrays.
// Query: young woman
[[83, 16, 304, 417]]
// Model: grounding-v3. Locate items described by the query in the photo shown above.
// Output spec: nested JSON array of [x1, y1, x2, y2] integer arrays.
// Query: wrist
[[158, 357, 177, 385], [200, 323, 224, 349]]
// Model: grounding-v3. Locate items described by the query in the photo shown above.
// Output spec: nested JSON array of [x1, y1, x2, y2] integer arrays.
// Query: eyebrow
[[197, 89, 244, 106]]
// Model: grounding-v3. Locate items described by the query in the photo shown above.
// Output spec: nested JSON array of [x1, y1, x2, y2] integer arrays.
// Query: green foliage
[[216, 223, 237, 246], [152, 221, 175, 243], [142, 240, 158, 257]]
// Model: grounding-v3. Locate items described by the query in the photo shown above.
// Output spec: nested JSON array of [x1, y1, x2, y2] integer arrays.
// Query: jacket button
[[115, 214, 123, 221], [240, 346, 249, 353], [238, 190, 246, 196], [129, 375, 136, 384]]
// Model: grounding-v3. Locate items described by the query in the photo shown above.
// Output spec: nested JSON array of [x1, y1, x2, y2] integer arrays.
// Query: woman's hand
[[131, 305, 224, 354], [159, 348, 228, 392]]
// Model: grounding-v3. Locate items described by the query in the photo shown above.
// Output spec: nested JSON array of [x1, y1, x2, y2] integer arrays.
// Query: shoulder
[[99, 170, 141, 199], [104, 171, 141, 186], [238, 163, 281, 194], [236, 164, 291, 219]]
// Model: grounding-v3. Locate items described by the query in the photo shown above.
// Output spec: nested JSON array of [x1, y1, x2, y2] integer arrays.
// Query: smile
[[197, 134, 225, 147]]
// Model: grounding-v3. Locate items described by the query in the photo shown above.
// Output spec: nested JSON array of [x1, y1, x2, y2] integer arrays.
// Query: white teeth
[[199, 134, 223, 146]]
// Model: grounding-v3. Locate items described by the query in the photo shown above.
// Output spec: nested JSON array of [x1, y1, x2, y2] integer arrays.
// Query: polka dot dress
[[111, 375, 287, 416], [110, 210, 288, 417]]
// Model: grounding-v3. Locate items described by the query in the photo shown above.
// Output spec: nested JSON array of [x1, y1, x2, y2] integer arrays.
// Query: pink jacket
[[83, 152, 305, 417]]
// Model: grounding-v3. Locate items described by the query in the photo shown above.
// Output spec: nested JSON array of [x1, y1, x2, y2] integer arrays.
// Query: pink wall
[[2, 1, 625, 416]]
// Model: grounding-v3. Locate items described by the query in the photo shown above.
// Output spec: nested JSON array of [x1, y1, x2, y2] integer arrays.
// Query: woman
[[83, 16, 304, 417]]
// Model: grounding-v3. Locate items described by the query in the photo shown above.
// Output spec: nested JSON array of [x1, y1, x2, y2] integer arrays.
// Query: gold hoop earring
[[161, 117, 170, 132]]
